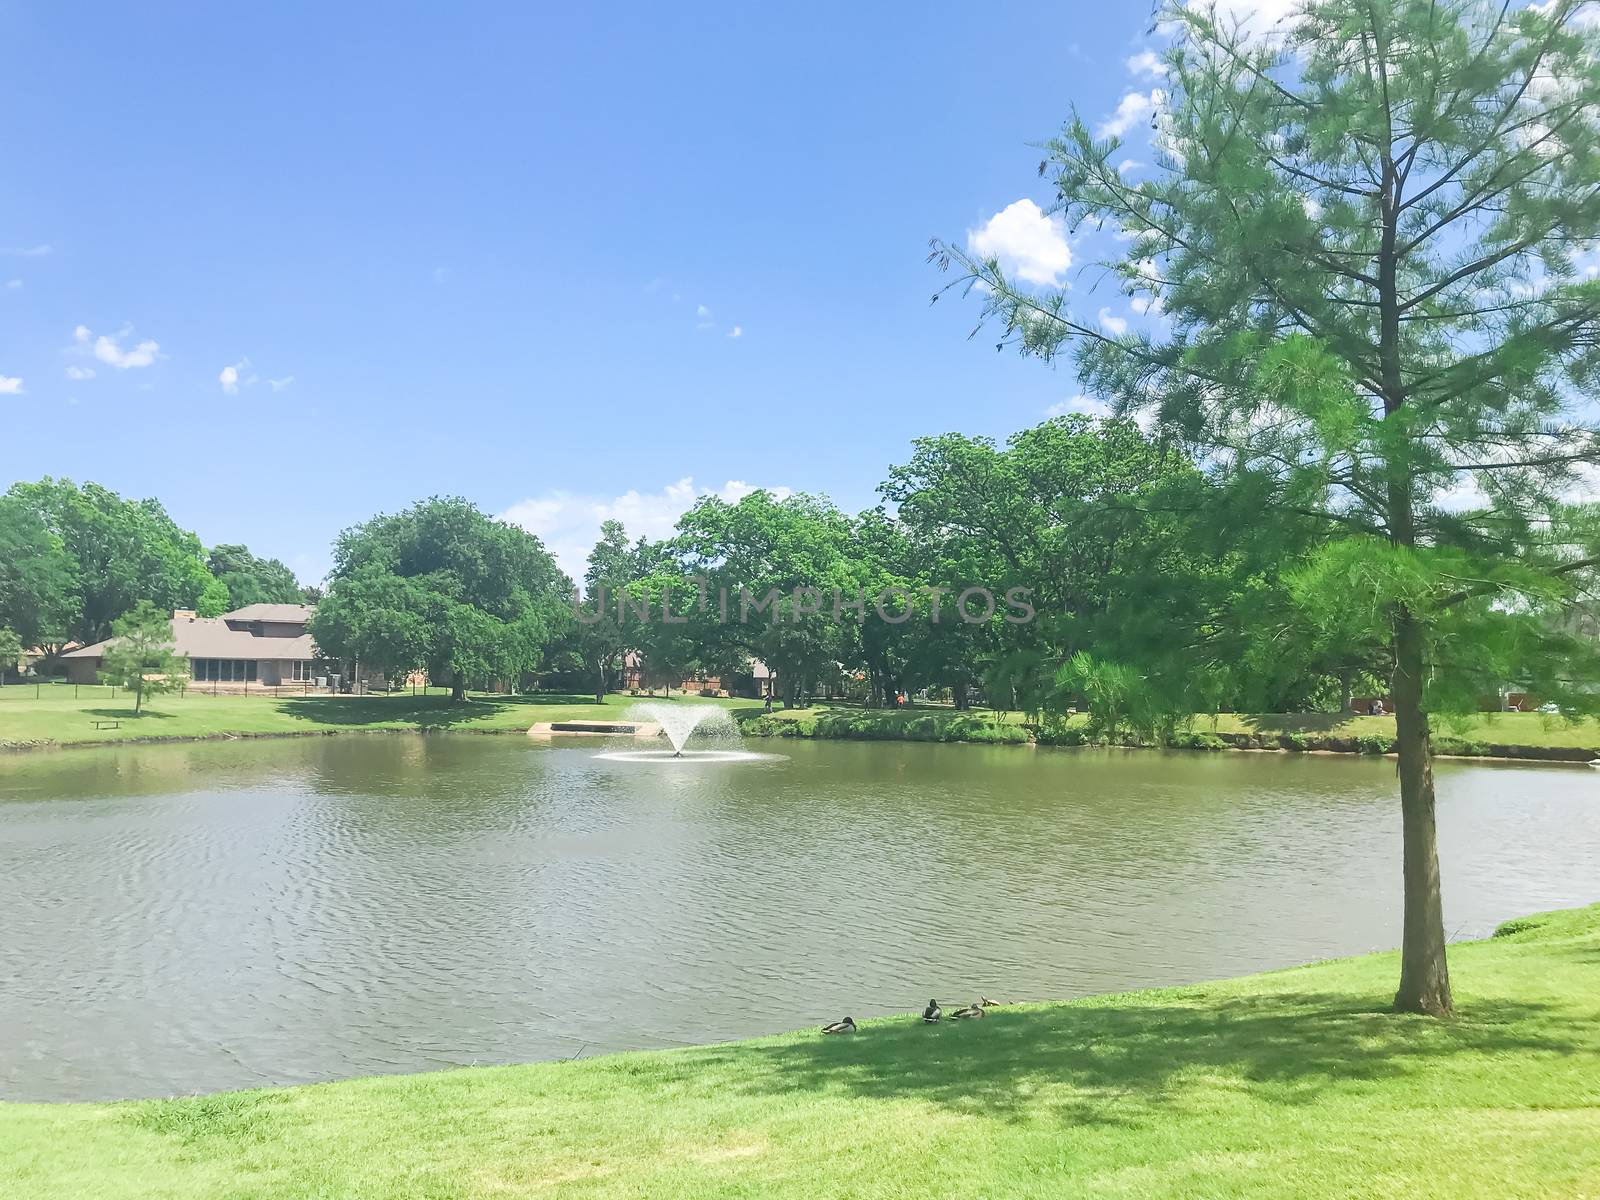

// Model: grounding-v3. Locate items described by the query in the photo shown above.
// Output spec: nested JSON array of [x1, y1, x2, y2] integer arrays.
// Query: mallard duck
[[821, 1016, 856, 1035], [922, 999, 942, 1024], [951, 1003, 985, 1020]]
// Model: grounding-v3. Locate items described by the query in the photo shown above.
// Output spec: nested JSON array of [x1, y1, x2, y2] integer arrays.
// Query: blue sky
[[0, 1, 1262, 581]]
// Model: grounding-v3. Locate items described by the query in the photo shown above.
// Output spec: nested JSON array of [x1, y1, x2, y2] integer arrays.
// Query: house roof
[[223, 603, 315, 623], [64, 615, 316, 662]]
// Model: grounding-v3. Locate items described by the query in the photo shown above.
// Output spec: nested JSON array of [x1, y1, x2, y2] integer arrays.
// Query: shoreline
[[3, 710, 1596, 764], [4, 903, 1596, 1198]]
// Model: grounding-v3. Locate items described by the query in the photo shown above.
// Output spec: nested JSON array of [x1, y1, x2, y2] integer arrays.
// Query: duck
[[922, 999, 943, 1024], [821, 1016, 857, 1035], [950, 1003, 985, 1020]]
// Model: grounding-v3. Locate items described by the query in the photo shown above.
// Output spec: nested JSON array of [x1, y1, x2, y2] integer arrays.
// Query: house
[[62, 604, 324, 688]]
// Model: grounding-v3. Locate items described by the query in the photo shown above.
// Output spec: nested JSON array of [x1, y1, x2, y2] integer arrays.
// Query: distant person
[[1372, 699, 1385, 716], [763, 692, 774, 712]]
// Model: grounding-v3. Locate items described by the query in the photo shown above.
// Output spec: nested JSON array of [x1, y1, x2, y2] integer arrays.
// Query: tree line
[[0, 477, 314, 659]]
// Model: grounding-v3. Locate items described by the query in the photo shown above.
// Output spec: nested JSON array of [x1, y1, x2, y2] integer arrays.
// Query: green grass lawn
[[746, 703, 1600, 754], [0, 686, 756, 749], [3, 685, 1596, 756], [3, 904, 1596, 1199]]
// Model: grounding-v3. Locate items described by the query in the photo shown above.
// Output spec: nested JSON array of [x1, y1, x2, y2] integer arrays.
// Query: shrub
[[1167, 731, 1226, 751], [1493, 916, 1543, 939], [1356, 734, 1396, 755]]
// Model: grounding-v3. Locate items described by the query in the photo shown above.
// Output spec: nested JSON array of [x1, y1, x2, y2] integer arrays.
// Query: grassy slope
[[0, 689, 755, 749], [3, 905, 1597, 1199], [745, 703, 1600, 752], [2, 688, 1596, 754]]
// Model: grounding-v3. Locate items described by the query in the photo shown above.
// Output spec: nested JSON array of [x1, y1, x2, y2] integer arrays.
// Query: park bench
[[92, 720, 120, 731]]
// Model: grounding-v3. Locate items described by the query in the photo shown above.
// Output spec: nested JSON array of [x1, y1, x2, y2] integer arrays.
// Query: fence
[[0, 679, 326, 701]]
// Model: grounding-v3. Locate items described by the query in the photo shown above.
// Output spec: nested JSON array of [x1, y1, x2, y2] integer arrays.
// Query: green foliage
[[311, 497, 568, 700], [676, 491, 863, 704], [0, 627, 22, 681], [936, 0, 1600, 727], [1166, 730, 1226, 751], [98, 601, 187, 714], [206, 544, 305, 611], [0, 494, 76, 649], [4, 478, 217, 644]]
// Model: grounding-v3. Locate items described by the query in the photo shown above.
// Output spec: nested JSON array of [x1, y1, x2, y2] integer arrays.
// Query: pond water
[[1, 735, 1595, 1101]]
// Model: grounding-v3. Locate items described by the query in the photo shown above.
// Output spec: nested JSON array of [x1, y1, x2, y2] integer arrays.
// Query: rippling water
[[1, 735, 1595, 1101]]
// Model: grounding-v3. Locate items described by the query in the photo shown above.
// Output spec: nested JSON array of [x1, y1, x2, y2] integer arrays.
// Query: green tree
[[206, 544, 305, 610], [0, 493, 77, 652], [98, 601, 187, 714], [675, 492, 859, 706], [0, 627, 22, 685], [311, 497, 568, 701], [883, 415, 1207, 714], [568, 520, 640, 703], [5, 478, 218, 643], [937, 0, 1600, 1015]]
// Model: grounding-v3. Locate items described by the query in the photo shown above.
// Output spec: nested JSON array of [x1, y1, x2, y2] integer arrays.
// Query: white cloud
[[1131, 294, 1164, 315], [1126, 49, 1167, 79], [65, 365, 95, 380], [76, 324, 162, 369], [219, 360, 246, 394], [1116, 158, 1145, 175], [696, 304, 711, 318], [221, 357, 273, 393], [727, 325, 743, 338], [0, 375, 23, 395], [5, 279, 20, 289], [1191, 0, 1303, 39], [1047, 394, 1110, 418], [499, 477, 793, 582], [3, 244, 51, 257], [1561, 461, 1600, 503], [1098, 306, 1130, 336], [1097, 90, 1160, 138], [967, 198, 1072, 286], [1530, 0, 1600, 28]]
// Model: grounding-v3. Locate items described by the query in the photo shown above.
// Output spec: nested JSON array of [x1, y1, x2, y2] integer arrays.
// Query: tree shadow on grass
[[82, 707, 176, 720], [272, 692, 735, 732], [671, 991, 1584, 1127], [273, 694, 525, 730]]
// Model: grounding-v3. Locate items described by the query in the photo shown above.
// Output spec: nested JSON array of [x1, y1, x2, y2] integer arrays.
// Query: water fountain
[[591, 702, 778, 764]]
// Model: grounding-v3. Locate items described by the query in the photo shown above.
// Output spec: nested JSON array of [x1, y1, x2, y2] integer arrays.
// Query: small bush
[[1356, 734, 1396, 755], [1167, 731, 1226, 751], [1283, 733, 1314, 752], [1493, 916, 1543, 939]]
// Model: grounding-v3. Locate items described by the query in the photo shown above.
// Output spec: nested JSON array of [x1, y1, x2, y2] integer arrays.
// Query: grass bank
[[740, 704, 1600, 761], [3, 687, 1596, 760], [0, 687, 752, 751], [3, 904, 1597, 1199]]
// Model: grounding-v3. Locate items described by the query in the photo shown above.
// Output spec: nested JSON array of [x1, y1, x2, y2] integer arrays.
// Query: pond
[[1, 735, 1595, 1101]]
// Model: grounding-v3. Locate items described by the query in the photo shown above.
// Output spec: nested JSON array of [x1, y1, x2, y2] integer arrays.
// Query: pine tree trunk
[[1391, 610, 1452, 1016]]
